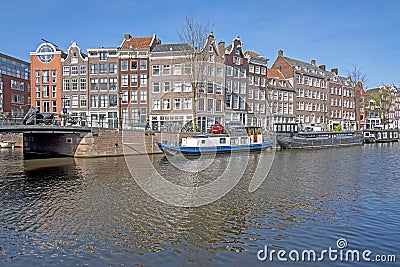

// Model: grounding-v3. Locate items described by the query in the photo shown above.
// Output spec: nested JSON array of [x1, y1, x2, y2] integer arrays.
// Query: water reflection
[[0, 144, 399, 266]]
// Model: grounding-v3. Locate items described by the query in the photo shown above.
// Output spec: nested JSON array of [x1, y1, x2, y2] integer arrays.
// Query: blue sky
[[1, 0, 399, 88]]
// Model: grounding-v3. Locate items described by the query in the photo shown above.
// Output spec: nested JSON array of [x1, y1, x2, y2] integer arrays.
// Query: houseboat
[[157, 125, 273, 156], [277, 131, 364, 149], [363, 129, 399, 143]]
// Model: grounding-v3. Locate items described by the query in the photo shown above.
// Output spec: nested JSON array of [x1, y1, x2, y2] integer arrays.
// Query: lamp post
[[118, 91, 123, 129]]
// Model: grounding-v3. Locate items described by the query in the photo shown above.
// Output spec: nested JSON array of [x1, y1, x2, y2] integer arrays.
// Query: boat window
[[240, 137, 249, 145], [201, 140, 206, 144], [230, 138, 239, 145], [220, 138, 226, 144]]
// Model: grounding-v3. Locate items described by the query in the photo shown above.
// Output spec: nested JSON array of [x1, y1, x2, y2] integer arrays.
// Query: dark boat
[[277, 131, 364, 149], [363, 129, 399, 143]]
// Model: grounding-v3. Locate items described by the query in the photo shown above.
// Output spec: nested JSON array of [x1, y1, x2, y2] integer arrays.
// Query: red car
[[208, 123, 226, 134]]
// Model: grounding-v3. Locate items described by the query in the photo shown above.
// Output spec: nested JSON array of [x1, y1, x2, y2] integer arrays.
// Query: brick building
[[224, 37, 248, 125], [61, 42, 88, 126], [0, 53, 31, 123], [244, 51, 269, 128], [30, 41, 66, 115], [272, 50, 329, 129], [266, 67, 295, 129], [86, 47, 119, 128], [118, 34, 158, 128]]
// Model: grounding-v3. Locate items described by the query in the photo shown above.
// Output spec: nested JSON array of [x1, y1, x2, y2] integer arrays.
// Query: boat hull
[[157, 141, 273, 156], [277, 133, 364, 149]]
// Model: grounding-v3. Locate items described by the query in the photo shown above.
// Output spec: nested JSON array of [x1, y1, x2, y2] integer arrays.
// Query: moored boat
[[277, 131, 364, 149], [363, 129, 399, 143], [157, 125, 273, 156], [0, 141, 16, 149]]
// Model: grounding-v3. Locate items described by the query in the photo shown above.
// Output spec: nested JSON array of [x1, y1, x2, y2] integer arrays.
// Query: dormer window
[[235, 47, 240, 55], [209, 45, 213, 52]]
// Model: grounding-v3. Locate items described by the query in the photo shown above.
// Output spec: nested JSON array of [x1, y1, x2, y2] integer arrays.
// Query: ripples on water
[[0, 144, 399, 266]]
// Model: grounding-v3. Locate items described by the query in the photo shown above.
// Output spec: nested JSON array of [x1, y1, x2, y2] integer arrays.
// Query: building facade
[[245, 51, 269, 128], [86, 47, 119, 128], [61, 42, 88, 125], [119, 34, 157, 128], [266, 67, 295, 129], [224, 37, 248, 126], [0, 53, 31, 123], [30, 41, 66, 116]]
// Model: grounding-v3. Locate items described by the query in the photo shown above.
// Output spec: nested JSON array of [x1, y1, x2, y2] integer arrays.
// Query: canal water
[[0, 144, 399, 266]]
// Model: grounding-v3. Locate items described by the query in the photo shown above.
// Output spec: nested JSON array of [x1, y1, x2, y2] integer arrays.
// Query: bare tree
[[348, 65, 367, 130], [178, 15, 210, 132]]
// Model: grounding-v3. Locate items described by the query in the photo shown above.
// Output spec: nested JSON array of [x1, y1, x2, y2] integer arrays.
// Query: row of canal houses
[[29, 32, 366, 132]]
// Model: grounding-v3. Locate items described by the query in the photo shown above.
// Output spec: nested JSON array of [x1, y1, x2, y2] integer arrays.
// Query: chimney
[[218, 41, 225, 55], [278, 50, 284, 57], [331, 68, 338, 75], [124, 34, 131, 40], [319, 65, 326, 71], [311, 59, 316, 65]]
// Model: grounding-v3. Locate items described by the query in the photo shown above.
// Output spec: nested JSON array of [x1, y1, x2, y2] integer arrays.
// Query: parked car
[[208, 123, 226, 134]]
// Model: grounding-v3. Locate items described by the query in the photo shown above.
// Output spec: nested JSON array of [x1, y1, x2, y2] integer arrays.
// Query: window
[[234, 68, 239, 78], [121, 60, 128, 71], [248, 76, 254, 85], [71, 66, 78, 75], [109, 63, 117, 74], [184, 63, 192, 75], [52, 85, 56, 98], [109, 95, 117, 107], [80, 65, 86, 75], [164, 82, 171, 92], [90, 64, 98, 74], [216, 99, 222, 112], [249, 88, 253, 99], [208, 54, 214, 62], [240, 82, 246, 94], [261, 67, 266, 75], [152, 65, 160, 75], [100, 78, 107, 90], [240, 69, 246, 78], [100, 63, 107, 74], [90, 95, 98, 108], [130, 74, 138, 87], [173, 64, 182, 75], [51, 70, 56, 83], [121, 91, 128, 104], [72, 78, 78, 91], [255, 66, 260, 74], [183, 98, 192, 109], [207, 66, 214, 76], [42, 101, 50, 112], [207, 99, 213, 112], [140, 60, 147, 70], [174, 81, 182, 92], [63, 66, 70, 76], [109, 78, 117, 91], [233, 80, 239, 93], [63, 79, 70, 91], [35, 70, 40, 84], [226, 80, 232, 93], [198, 98, 205, 111], [162, 99, 171, 110], [152, 82, 160, 93], [90, 78, 98, 91], [72, 95, 79, 107], [183, 81, 192, 92], [122, 74, 128, 87], [80, 95, 87, 107], [207, 81, 214, 94], [216, 67, 223, 78], [140, 90, 147, 103], [131, 60, 137, 70], [99, 52, 108, 60], [152, 99, 160, 110], [216, 82, 222, 95], [140, 74, 147, 87], [99, 95, 108, 108], [42, 85, 49, 98], [52, 100, 57, 113], [131, 108, 139, 123], [174, 98, 181, 110], [162, 64, 170, 75], [130, 90, 138, 104]]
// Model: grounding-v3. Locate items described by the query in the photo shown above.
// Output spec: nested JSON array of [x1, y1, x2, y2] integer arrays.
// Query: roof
[[152, 43, 192, 52], [267, 68, 285, 79], [244, 50, 259, 57], [120, 36, 154, 50], [283, 56, 328, 78]]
